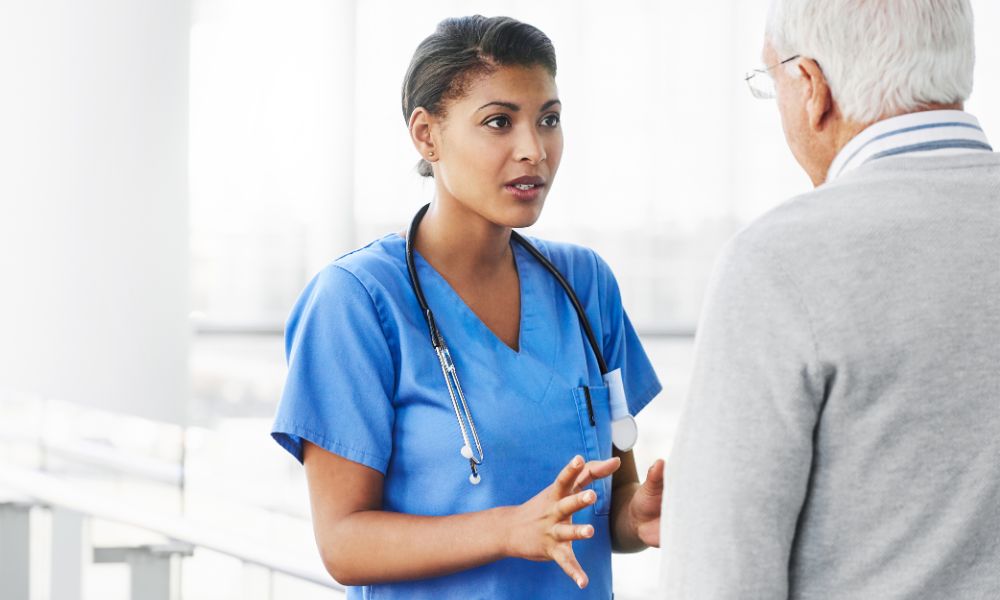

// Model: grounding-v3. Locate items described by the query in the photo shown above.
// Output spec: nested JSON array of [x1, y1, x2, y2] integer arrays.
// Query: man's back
[[660, 152, 1000, 599]]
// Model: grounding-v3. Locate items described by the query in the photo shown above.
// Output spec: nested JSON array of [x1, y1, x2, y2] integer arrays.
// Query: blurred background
[[1, 1, 997, 598]]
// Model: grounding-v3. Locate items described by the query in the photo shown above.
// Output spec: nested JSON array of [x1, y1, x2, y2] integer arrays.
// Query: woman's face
[[428, 64, 563, 229]]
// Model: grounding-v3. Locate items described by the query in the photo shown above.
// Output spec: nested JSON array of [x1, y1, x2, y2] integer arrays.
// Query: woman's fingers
[[553, 455, 585, 494], [555, 489, 596, 518], [571, 456, 621, 492], [551, 523, 595, 542], [551, 545, 589, 589]]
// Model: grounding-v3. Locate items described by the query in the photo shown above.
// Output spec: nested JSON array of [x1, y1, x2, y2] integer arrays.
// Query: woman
[[272, 15, 664, 599]]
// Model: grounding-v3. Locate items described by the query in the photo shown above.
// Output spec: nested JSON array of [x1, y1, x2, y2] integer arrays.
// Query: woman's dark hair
[[401, 15, 557, 177]]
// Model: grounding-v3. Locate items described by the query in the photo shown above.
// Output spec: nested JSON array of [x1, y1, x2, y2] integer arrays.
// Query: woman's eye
[[485, 115, 511, 129], [541, 113, 561, 128]]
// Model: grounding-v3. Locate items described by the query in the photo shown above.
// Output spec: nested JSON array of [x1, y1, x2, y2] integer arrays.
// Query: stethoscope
[[404, 203, 637, 485]]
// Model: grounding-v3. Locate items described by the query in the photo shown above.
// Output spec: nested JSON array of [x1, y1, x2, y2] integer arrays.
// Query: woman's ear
[[408, 107, 438, 163]]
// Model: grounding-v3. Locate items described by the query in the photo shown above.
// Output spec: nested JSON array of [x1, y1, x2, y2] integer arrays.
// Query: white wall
[[968, 0, 1000, 134], [0, 1, 191, 425], [189, 0, 359, 327]]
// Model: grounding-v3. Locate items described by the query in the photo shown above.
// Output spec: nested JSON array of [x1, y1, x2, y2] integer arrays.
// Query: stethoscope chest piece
[[612, 415, 638, 451]]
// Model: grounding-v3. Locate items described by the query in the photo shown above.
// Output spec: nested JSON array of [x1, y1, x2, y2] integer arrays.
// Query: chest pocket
[[571, 385, 614, 516]]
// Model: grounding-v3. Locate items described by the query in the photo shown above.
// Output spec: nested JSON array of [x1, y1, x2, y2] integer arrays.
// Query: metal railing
[[0, 465, 345, 600]]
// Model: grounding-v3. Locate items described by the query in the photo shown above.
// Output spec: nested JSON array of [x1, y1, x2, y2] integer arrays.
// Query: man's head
[[764, 0, 975, 186]]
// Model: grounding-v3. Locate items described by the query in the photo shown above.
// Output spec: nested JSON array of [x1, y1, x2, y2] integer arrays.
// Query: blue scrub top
[[272, 234, 661, 600]]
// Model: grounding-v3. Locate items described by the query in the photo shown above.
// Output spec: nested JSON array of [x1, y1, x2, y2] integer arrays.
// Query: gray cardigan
[[659, 152, 1000, 599]]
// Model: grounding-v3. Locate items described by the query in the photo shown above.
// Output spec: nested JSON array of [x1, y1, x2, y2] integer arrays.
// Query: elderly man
[[659, 1, 999, 598]]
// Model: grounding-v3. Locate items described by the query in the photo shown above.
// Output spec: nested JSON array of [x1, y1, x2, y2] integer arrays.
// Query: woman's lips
[[504, 182, 544, 201], [504, 176, 546, 201]]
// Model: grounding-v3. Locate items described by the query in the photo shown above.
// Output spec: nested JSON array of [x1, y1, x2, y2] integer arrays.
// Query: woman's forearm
[[320, 505, 515, 586], [308, 453, 611, 588]]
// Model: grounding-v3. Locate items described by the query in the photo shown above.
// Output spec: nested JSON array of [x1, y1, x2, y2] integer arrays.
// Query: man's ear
[[799, 58, 833, 131], [408, 107, 438, 163]]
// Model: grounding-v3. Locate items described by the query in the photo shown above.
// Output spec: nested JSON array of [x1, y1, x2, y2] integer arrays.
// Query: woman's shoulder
[[289, 234, 409, 321], [307, 234, 409, 295], [519, 235, 615, 284], [330, 234, 406, 278]]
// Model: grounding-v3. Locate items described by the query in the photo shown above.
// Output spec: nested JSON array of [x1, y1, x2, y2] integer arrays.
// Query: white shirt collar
[[826, 110, 993, 183]]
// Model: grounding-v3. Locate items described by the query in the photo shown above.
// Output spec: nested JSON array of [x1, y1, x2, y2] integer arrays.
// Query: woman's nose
[[515, 127, 547, 164]]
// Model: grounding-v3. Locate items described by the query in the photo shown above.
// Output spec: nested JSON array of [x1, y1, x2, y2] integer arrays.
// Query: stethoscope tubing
[[509, 229, 608, 375]]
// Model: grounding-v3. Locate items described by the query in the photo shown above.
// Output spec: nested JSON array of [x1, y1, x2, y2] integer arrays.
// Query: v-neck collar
[[409, 239, 529, 356], [382, 232, 559, 405]]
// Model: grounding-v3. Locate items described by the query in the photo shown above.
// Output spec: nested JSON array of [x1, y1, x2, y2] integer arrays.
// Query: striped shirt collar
[[826, 109, 993, 182]]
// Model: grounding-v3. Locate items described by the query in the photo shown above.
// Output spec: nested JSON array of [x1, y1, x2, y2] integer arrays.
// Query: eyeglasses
[[744, 55, 800, 99]]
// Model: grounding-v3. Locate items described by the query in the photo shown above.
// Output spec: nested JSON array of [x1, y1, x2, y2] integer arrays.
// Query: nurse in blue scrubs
[[272, 15, 664, 599]]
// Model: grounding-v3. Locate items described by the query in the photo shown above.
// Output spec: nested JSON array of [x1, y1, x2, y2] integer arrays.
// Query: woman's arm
[[608, 449, 665, 553], [303, 442, 620, 588]]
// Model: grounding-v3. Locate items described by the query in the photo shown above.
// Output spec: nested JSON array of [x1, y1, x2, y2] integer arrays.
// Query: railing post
[[0, 502, 32, 600], [50, 507, 90, 600], [94, 542, 193, 600]]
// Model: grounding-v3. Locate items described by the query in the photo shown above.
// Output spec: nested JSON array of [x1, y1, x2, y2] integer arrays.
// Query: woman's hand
[[503, 454, 621, 589], [625, 459, 665, 547]]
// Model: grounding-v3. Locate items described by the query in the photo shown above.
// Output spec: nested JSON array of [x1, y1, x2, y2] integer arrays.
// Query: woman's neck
[[412, 198, 513, 279]]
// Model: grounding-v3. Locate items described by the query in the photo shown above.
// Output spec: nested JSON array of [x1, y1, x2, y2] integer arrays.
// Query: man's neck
[[817, 102, 966, 185]]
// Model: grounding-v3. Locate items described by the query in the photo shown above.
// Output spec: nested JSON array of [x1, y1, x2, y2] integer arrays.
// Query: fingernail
[[573, 456, 583, 467], [581, 526, 593, 537], [585, 491, 596, 502], [577, 577, 585, 589]]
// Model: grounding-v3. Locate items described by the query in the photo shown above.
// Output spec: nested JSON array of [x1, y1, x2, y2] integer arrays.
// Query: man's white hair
[[766, 0, 975, 123]]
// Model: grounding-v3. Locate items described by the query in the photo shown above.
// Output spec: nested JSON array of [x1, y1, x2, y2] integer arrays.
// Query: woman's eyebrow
[[476, 99, 562, 112], [477, 101, 520, 112]]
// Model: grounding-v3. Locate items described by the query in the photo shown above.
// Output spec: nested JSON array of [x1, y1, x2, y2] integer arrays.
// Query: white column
[[0, 1, 191, 425]]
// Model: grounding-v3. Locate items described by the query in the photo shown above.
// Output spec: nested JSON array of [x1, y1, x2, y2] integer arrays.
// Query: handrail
[[0, 465, 344, 593], [0, 417, 182, 486]]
